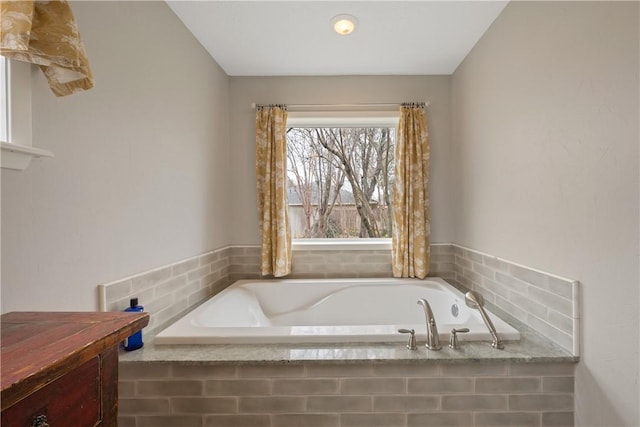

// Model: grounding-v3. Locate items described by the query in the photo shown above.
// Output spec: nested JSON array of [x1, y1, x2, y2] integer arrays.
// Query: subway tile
[[432, 254, 455, 263], [546, 276, 574, 299], [306, 363, 373, 377], [442, 363, 507, 377], [119, 363, 171, 379], [509, 394, 574, 411], [493, 295, 528, 323], [172, 257, 200, 276], [509, 363, 575, 376], [542, 411, 574, 427], [238, 396, 305, 413], [473, 263, 496, 280], [374, 395, 439, 412], [340, 413, 406, 427], [105, 279, 132, 302], [482, 256, 510, 272], [341, 378, 406, 394], [475, 377, 541, 393], [510, 264, 549, 288], [307, 396, 372, 412], [205, 415, 270, 427], [172, 364, 237, 379], [118, 381, 135, 397], [154, 275, 187, 297], [200, 251, 220, 266], [407, 412, 472, 427], [509, 290, 548, 319], [205, 379, 271, 396], [171, 397, 237, 414], [494, 272, 529, 294], [136, 415, 203, 427], [526, 315, 573, 352], [455, 255, 473, 269], [548, 310, 574, 335], [373, 363, 441, 377], [132, 267, 172, 292], [542, 376, 574, 393], [188, 265, 212, 282], [238, 363, 305, 378], [441, 395, 507, 411], [144, 293, 174, 315], [272, 414, 339, 427], [117, 416, 136, 427], [408, 378, 473, 394], [272, 378, 338, 395], [137, 380, 203, 396], [527, 286, 572, 316], [475, 412, 540, 427], [481, 279, 510, 300], [463, 249, 484, 263], [118, 398, 170, 414]]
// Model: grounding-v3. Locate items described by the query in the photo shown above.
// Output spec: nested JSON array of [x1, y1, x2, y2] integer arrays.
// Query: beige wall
[[229, 75, 453, 245], [451, 2, 639, 425], [1, 1, 231, 312]]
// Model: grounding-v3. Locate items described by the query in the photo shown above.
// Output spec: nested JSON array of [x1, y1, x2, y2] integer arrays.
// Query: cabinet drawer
[[1, 356, 101, 427]]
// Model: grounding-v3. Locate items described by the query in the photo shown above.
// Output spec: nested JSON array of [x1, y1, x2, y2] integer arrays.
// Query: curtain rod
[[250, 102, 430, 110]]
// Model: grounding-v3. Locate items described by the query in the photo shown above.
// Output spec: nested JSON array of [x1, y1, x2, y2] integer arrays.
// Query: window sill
[[1, 141, 54, 171], [292, 238, 392, 251]]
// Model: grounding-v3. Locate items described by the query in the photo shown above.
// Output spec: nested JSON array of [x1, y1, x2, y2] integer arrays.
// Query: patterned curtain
[[255, 105, 291, 277], [392, 103, 430, 279], [0, 0, 93, 96]]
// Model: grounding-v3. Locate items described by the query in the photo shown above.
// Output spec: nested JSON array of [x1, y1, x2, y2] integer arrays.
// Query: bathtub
[[155, 278, 520, 345]]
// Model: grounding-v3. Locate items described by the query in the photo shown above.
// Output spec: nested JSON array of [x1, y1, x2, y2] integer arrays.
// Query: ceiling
[[166, 1, 509, 76]]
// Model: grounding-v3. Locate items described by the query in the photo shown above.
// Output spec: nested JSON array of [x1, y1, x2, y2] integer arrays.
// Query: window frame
[[286, 110, 398, 250], [0, 56, 53, 170]]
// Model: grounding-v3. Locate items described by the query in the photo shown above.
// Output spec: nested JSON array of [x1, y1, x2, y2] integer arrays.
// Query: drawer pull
[[31, 415, 49, 427]]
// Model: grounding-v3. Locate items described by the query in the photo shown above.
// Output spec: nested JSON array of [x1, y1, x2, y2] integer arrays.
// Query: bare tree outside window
[[287, 127, 395, 238]]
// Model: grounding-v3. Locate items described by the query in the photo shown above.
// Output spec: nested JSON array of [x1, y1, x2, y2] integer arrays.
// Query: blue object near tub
[[123, 298, 144, 351]]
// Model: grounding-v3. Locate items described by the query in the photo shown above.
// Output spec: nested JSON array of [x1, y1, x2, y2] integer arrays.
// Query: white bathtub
[[155, 278, 520, 345]]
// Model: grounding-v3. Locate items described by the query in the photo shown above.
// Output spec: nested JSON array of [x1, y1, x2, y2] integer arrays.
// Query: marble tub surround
[[99, 247, 231, 334]]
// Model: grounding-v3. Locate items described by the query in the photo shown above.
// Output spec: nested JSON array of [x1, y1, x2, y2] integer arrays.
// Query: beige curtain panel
[[0, 0, 93, 96], [392, 103, 431, 279], [255, 105, 292, 277]]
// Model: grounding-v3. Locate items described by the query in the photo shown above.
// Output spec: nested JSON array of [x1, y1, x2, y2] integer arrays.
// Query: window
[[0, 56, 53, 170], [0, 55, 9, 142], [286, 113, 397, 240]]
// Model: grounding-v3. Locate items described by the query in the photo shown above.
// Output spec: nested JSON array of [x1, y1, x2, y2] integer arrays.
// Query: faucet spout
[[417, 298, 442, 350]]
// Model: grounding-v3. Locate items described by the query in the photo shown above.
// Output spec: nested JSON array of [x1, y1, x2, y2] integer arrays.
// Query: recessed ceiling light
[[331, 14, 358, 36]]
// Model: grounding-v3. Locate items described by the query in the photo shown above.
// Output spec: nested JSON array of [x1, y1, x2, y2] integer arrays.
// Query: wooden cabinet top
[[1, 311, 149, 410]]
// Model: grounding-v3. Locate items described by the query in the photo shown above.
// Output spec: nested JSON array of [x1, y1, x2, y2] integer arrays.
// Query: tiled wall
[[99, 247, 231, 333], [100, 243, 578, 354], [447, 246, 579, 356], [118, 361, 575, 427], [228, 245, 455, 282]]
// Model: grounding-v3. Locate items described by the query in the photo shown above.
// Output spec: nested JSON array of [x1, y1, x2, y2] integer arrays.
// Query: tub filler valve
[[417, 298, 442, 350], [448, 328, 470, 350], [398, 328, 417, 350]]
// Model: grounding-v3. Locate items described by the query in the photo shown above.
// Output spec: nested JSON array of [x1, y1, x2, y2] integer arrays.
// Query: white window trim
[[287, 111, 398, 251], [1, 57, 53, 171]]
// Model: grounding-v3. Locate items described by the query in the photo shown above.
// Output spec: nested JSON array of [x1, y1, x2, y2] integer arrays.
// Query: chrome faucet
[[417, 298, 441, 350]]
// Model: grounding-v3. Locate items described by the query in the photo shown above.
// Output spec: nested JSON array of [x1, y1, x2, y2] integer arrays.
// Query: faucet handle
[[448, 328, 470, 350], [398, 329, 417, 350]]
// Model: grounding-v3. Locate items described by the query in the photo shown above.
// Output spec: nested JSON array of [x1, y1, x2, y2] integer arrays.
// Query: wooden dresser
[[1, 311, 149, 427]]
